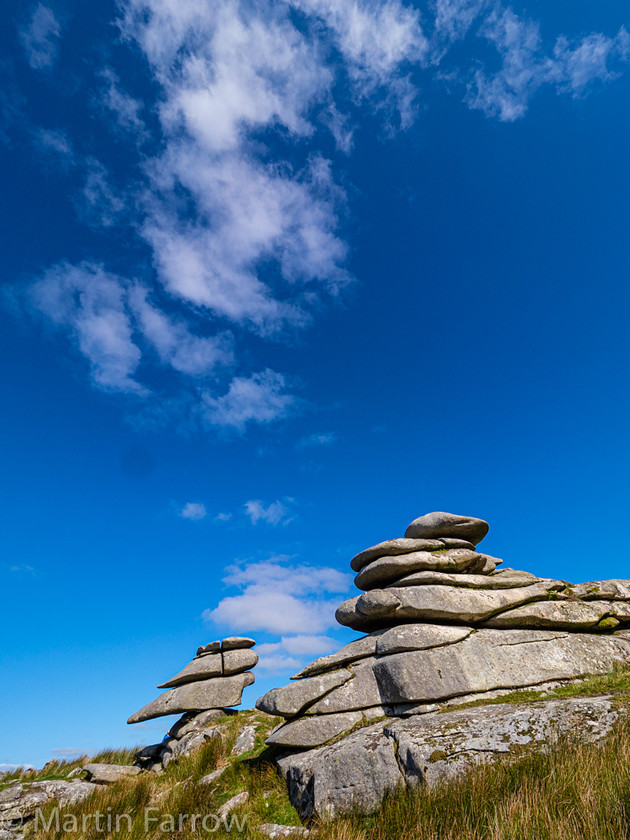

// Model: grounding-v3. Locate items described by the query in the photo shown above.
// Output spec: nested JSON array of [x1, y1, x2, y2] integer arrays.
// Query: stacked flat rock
[[257, 512, 630, 754], [128, 637, 257, 724]]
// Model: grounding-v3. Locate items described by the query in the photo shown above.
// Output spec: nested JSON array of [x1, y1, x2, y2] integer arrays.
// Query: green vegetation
[[25, 711, 300, 840], [444, 663, 630, 712], [10, 671, 630, 839]]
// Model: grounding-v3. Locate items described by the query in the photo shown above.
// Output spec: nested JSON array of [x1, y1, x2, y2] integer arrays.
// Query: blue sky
[[1, 0, 630, 768]]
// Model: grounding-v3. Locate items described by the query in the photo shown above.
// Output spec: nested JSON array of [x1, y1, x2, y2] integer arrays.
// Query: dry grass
[[16, 673, 630, 839], [30, 711, 299, 840]]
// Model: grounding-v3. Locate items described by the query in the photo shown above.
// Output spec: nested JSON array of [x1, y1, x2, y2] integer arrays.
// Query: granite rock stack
[[128, 637, 257, 724], [256, 512, 630, 816]]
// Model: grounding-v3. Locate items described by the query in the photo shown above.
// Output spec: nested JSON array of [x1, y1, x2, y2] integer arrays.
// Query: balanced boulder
[[128, 637, 257, 724], [404, 511, 489, 543]]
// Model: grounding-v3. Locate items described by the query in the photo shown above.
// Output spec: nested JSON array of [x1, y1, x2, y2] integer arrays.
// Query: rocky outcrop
[[0, 779, 95, 836], [257, 511, 630, 818], [278, 695, 625, 819], [128, 637, 257, 724]]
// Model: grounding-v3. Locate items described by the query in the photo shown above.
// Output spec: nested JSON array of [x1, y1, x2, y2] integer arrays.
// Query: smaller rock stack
[[128, 637, 257, 724]]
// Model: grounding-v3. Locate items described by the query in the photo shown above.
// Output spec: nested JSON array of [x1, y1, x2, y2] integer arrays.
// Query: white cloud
[[203, 556, 352, 635], [256, 633, 336, 675], [81, 159, 127, 227], [200, 370, 294, 431], [553, 30, 630, 95], [19, 4, 61, 70], [206, 590, 338, 635], [257, 634, 336, 656], [29, 263, 147, 395], [467, 10, 630, 121], [180, 502, 207, 520], [244, 499, 293, 526], [122, 0, 350, 337], [298, 431, 337, 448], [20, 0, 630, 434], [255, 654, 303, 674], [28, 262, 238, 400], [433, 0, 489, 43], [100, 68, 147, 137], [291, 0, 428, 126], [34, 128, 74, 161], [214, 512, 232, 522], [129, 286, 233, 377]]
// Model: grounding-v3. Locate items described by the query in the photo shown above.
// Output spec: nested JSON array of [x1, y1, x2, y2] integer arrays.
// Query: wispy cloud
[[18, 0, 630, 433], [466, 9, 630, 121], [3, 563, 36, 576], [298, 431, 337, 448], [28, 262, 236, 399], [203, 555, 352, 635], [244, 499, 294, 526], [291, 0, 428, 129], [29, 263, 147, 395], [99, 68, 147, 139], [19, 4, 61, 70], [200, 371, 295, 431], [33, 128, 74, 162], [179, 502, 207, 521]]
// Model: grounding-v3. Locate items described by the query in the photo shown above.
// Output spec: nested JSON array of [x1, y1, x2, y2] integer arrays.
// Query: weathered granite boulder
[[257, 670, 352, 717], [231, 724, 257, 756], [167, 708, 235, 739], [404, 512, 489, 544], [372, 628, 630, 704], [0, 780, 95, 833], [158, 648, 259, 688], [158, 653, 223, 688], [354, 549, 493, 590], [278, 722, 403, 819], [257, 824, 310, 838], [339, 581, 567, 630], [222, 636, 256, 650], [267, 710, 364, 748], [375, 623, 473, 655], [386, 568, 545, 589], [351, 538, 465, 573], [82, 764, 141, 784], [223, 648, 259, 675]]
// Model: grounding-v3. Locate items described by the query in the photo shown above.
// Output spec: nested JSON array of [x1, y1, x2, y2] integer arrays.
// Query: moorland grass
[[16, 669, 630, 839]]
